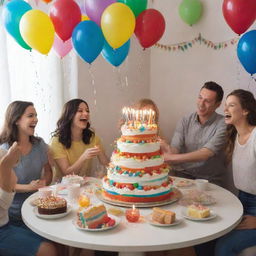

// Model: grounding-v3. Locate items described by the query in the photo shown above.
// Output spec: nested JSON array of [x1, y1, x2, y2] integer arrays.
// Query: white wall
[[150, 0, 256, 141], [78, 37, 150, 156], [77, 0, 255, 159]]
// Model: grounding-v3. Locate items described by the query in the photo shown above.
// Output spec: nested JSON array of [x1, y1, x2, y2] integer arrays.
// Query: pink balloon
[[84, 0, 116, 26], [53, 35, 72, 58]]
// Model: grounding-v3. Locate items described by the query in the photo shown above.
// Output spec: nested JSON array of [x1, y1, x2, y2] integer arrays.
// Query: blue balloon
[[2, 0, 32, 50], [102, 40, 130, 67], [72, 20, 104, 64], [237, 30, 256, 75]]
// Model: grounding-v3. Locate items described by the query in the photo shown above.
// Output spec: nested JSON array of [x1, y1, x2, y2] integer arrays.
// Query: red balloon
[[135, 9, 165, 49], [222, 0, 256, 35], [50, 0, 81, 42]]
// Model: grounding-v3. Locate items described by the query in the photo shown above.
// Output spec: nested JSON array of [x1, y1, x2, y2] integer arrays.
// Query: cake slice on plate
[[187, 203, 210, 218], [152, 207, 176, 224], [77, 204, 115, 229]]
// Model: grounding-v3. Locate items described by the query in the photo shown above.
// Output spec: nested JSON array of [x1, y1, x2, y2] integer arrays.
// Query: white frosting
[[61, 175, 83, 185], [117, 141, 160, 153], [108, 172, 168, 186], [112, 155, 164, 169], [121, 125, 157, 136], [102, 180, 172, 196]]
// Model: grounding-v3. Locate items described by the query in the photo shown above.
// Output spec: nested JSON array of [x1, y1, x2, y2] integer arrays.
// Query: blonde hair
[[133, 98, 159, 124]]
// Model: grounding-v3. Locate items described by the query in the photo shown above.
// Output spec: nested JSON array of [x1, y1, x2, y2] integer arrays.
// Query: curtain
[[0, 6, 78, 143]]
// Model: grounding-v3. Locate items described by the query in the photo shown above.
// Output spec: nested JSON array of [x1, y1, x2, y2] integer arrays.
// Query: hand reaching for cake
[[82, 146, 101, 160]]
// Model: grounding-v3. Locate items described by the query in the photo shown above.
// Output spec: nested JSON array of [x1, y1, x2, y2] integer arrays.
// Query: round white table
[[22, 181, 243, 256]]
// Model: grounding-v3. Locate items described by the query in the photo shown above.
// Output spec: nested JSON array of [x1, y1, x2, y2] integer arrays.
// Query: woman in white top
[[215, 89, 256, 256], [0, 142, 57, 256]]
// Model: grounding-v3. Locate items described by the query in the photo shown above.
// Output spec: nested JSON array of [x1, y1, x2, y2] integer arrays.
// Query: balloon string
[[88, 64, 97, 107], [29, 51, 40, 99]]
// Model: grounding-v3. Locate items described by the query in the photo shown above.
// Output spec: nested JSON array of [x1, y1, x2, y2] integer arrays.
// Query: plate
[[181, 209, 217, 221], [174, 179, 194, 188], [34, 205, 72, 219], [73, 214, 120, 232], [179, 196, 216, 206], [57, 189, 68, 195], [30, 196, 40, 206], [146, 214, 182, 227], [96, 190, 180, 208]]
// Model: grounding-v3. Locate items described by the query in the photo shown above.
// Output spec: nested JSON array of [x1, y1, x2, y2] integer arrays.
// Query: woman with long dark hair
[[0, 101, 52, 226], [50, 99, 108, 181], [215, 89, 256, 255]]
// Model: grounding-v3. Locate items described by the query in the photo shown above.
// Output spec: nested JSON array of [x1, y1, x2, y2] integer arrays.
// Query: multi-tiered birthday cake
[[102, 107, 173, 203]]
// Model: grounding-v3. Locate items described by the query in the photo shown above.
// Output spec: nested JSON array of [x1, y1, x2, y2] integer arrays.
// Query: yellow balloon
[[101, 3, 135, 49], [81, 15, 90, 21], [20, 10, 54, 55]]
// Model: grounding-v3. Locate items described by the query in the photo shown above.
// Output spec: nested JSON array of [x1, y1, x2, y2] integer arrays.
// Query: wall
[[78, 37, 151, 156], [150, 0, 256, 141], [77, 0, 255, 190]]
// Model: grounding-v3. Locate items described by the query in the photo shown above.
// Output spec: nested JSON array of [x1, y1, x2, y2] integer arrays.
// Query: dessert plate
[[34, 205, 72, 219], [181, 209, 217, 221], [146, 214, 182, 227], [72, 214, 120, 232], [174, 179, 194, 188], [57, 189, 68, 195], [178, 190, 216, 206]]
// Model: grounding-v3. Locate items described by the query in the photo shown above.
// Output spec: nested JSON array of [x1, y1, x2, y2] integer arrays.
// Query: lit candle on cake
[[125, 205, 140, 222]]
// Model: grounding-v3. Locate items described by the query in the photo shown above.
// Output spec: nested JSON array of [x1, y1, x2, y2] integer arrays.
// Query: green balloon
[[118, 0, 147, 17], [179, 0, 203, 26]]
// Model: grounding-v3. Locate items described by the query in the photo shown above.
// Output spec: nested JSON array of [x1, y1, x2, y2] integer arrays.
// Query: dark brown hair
[[52, 99, 94, 148], [225, 89, 256, 162], [201, 81, 224, 103], [0, 101, 39, 146]]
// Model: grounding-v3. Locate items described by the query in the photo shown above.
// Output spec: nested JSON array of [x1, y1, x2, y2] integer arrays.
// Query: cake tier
[[102, 175, 172, 203], [107, 170, 169, 186], [102, 190, 173, 203], [121, 124, 157, 136], [117, 141, 160, 154], [112, 152, 164, 169]]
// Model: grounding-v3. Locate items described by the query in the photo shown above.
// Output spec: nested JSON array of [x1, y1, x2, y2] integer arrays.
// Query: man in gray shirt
[[162, 81, 227, 187]]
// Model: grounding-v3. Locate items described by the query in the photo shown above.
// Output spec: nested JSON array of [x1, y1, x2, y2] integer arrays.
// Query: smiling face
[[72, 102, 90, 130], [224, 95, 248, 126], [16, 105, 38, 137], [197, 88, 221, 122]]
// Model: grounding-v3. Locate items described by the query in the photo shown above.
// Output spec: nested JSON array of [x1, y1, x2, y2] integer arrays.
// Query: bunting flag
[[154, 33, 239, 52]]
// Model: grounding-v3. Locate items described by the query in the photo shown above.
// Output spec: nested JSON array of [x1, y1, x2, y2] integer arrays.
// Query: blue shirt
[[0, 138, 48, 219]]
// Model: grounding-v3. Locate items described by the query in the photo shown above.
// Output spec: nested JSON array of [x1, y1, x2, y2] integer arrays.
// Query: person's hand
[[28, 179, 46, 191], [6, 142, 22, 166], [160, 139, 171, 153], [82, 146, 101, 160], [236, 215, 256, 230]]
